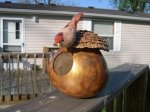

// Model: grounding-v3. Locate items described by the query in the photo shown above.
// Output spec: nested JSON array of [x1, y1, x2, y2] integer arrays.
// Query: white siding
[[1, 14, 150, 69], [102, 22, 150, 68], [25, 16, 83, 53], [0, 17, 1, 51]]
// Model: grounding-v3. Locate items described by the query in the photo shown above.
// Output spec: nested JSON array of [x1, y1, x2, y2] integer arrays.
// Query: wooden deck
[[0, 52, 54, 105], [1, 70, 51, 95], [0, 70, 52, 104], [3, 64, 150, 112]]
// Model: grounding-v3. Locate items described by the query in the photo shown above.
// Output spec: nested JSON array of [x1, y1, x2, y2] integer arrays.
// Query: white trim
[[0, 17, 25, 52], [82, 19, 92, 31], [3, 43, 22, 45], [22, 18, 25, 52], [114, 21, 121, 51], [98, 35, 114, 37], [0, 18, 3, 50]]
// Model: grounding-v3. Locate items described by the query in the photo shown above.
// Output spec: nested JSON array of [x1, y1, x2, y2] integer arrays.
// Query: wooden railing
[[0, 52, 54, 104], [3, 64, 150, 112]]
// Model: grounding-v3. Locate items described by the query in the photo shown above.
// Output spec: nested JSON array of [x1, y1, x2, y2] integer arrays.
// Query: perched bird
[[54, 12, 83, 48]]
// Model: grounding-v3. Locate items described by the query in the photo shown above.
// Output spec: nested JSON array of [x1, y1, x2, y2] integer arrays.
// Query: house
[[0, 2, 150, 68]]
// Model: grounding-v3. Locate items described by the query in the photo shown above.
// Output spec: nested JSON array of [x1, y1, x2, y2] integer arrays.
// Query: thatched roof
[[72, 30, 109, 51]]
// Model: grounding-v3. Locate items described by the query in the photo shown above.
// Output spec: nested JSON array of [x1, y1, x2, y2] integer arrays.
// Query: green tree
[[110, 0, 150, 13]]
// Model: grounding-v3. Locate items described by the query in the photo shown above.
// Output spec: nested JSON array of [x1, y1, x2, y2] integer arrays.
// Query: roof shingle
[[0, 2, 150, 19]]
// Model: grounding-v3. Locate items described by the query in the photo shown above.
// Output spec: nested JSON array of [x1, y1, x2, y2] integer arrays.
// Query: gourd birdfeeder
[[49, 30, 109, 98]]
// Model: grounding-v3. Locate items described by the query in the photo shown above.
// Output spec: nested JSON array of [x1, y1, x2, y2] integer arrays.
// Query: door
[[3, 19, 23, 52]]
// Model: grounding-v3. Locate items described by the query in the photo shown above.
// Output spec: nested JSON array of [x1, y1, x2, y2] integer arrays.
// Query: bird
[[54, 12, 84, 48]]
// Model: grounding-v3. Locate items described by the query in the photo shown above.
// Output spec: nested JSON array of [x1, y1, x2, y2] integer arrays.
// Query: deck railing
[[3, 64, 150, 112], [0, 52, 55, 104], [100, 65, 149, 112], [0, 47, 150, 112]]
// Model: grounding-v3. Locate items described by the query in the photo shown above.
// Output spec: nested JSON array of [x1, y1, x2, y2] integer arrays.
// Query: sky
[[0, 0, 114, 9], [59, 0, 113, 9]]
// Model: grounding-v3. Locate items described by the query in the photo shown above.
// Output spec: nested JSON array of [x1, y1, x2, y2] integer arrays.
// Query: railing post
[[49, 53, 53, 92], [146, 68, 150, 112], [16, 54, 21, 100], [0, 54, 3, 102], [126, 69, 148, 112], [25, 53, 29, 100], [8, 53, 13, 101], [41, 53, 46, 95], [33, 54, 37, 97], [43, 47, 49, 74]]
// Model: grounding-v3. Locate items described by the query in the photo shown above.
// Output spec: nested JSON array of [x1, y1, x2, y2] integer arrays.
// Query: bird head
[[54, 32, 63, 47], [53, 12, 84, 48]]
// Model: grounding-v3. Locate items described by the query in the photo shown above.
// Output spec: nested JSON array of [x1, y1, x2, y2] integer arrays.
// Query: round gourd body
[[49, 48, 108, 98]]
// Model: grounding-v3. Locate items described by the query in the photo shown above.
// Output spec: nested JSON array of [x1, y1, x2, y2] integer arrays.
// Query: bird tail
[[64, 12, 84, 28], [71, 12, 84, 24]]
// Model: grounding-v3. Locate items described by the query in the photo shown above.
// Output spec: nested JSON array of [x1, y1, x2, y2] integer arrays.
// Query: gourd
[[49, 30, 108, 98]]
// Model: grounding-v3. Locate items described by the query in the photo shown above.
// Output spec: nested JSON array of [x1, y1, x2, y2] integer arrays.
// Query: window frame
[[1, 17, 25, 52]]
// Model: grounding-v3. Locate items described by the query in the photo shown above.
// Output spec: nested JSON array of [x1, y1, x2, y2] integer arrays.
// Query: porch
[[0, 50, 149, 112]]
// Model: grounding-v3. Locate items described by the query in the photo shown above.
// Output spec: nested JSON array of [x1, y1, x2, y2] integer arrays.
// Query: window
[[83, 19, 121, 51], [93, 21, 114, 50], [16, 22, 20, 39], [1, 18, 23, 53], [3, 20, 21, 40]]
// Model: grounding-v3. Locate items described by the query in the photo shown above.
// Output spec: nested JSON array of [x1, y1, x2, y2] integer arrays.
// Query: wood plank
[[0, 70, 51, 103], [25, 54, 29, 99], [33, 54, 37, 96], [8, 54, 11, 99], [3, 64, 149, 112], [43, 47, 56, 74], [43, 47, 49, 74], [106, 100, 114, 112], [1, 53, 52, 59], [116, 92, 123, 112], [123, 89, 127, 112], [126, 69, 148, 112], [0, 54, 3, 97], [146, 68, 150, 112]]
